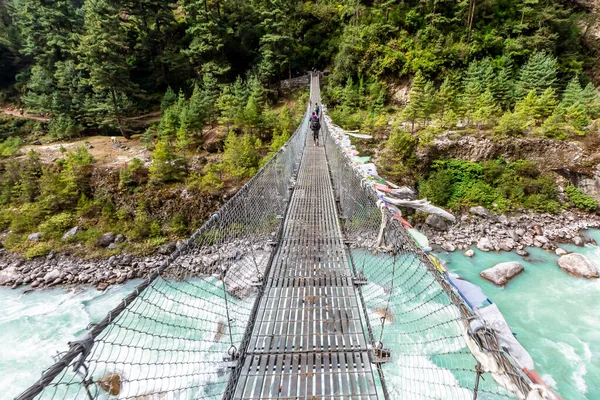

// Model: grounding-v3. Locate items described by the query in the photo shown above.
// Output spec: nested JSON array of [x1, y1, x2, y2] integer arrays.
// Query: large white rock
[[464, 249, 475, 258], [557, 253, 599, 278], [534, 235, 549, 244], [441, 242, 456, 252], [476, 237, 494, 252], [555, 248, 568, 256], [0, 266, 20, 286], [498, 238, 515, 252], [43, 269, 61, 283], [480, 262, 524, 286]]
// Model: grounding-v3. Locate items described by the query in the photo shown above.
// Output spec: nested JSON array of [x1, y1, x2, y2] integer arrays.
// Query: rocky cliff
[[419, 132, 600, 200]]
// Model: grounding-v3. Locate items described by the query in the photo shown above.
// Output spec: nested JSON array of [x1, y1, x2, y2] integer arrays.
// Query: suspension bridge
[[17, 76, 552, 400]]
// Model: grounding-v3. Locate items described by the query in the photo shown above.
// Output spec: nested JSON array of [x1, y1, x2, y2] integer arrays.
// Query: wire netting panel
[[18, 104, 311, 400], [323, 121, 531, 399]]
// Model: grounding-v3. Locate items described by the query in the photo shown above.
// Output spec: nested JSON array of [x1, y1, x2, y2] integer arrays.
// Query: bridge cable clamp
[[369, 342, 391, 364]]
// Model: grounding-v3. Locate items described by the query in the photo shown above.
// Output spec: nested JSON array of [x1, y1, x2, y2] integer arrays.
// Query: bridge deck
[[232, 82, 378, 399]]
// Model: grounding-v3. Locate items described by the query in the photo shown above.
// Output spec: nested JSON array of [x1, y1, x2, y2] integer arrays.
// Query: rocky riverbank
[[418, 206, 600, 255], [0, 237, 271, 296]]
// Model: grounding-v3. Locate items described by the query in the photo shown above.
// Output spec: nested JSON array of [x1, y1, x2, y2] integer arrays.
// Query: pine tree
[[516, 52, 558, 97], [561, 76, 583, 108], [176, 106, 191, 152], [437, 77, 456, 120], [580, 83, 600, 119], [472, 89, 500, 129], [77, 0, 138, 139], [536, 87, 558, 121], [461, 79, 483, 123], [222, 131, 260, 178], [493, 67, 515, 111], [402, 70, 427, 132], [182, 0, 230, 77], [565, 102, 590, 135], [514, 89, 539, 129], [423, 81, 437, 123], [149, 140, 186, 183], [161, 87, 177, 111], [13, 0, 81, 69], [540, 111, 567, 139]]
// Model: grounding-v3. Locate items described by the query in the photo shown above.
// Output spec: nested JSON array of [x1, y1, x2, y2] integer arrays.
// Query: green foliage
[[119, 158, 145, 192], [516, 52, 558, 97], [565, 186, 598, 211], [161, 87, 177, 111], [24, 242, 53, 259], [48, 115, 83, 140], [540, 112, 567, 140], [0, 136, 22, 157], [129, 202, 162, 241], [494, 111, 527, 136], [148, 140, 187, 184], [222, 131, 261, 179], [379, 129, 417, 181], [39, 212, 75, 238], [419, 159, 560, 212]]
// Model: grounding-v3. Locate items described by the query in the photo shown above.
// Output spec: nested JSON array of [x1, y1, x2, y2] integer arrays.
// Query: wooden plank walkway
[[231, 78, 378, 399]]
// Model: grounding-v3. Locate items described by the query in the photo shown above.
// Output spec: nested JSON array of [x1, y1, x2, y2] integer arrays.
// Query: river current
[[2, 231, 599, 399]]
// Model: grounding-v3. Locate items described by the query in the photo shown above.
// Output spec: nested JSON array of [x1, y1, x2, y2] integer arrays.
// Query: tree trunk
[[467, 0, 476, 43], [110, 87, 130, 140]]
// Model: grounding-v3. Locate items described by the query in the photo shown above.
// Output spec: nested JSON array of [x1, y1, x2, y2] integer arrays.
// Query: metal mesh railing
[[16, 90, 312, 400], [322, 117, 533, 400]]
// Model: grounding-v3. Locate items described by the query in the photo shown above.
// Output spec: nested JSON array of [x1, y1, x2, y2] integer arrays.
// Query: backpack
[[310, 118, 321, 131]]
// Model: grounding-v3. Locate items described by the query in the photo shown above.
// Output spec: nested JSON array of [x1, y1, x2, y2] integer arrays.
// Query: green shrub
[[565, 186, 598, 211], [494, 111, 526, 136], [39, 212, 75, 238], [9, 204, 46, 233], [169, 214, 188, 236], [0, 136, 22, 157], [119, 158, 145, 191], [419, 169, 453, 206], [24, 242, 53, 259], [419, 158, 560, 213]]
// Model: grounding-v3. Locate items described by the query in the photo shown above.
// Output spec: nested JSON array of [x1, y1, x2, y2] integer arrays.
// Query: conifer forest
[[0, 0, 599, 256]]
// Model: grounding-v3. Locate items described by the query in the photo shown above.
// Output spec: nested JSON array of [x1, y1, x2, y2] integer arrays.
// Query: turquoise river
[[2, 230, 599, 399]]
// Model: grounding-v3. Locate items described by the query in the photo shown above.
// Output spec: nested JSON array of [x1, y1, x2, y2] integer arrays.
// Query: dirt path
[[19, 134, 151, 167], [1, 107, 50, 122]]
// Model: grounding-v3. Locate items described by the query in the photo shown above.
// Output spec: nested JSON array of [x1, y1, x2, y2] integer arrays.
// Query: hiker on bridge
[[310, 112, 320, 146], [314, 103, 320, 116]]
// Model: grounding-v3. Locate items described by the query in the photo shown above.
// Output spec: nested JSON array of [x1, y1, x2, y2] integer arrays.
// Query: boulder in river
[[572, 236, 584, 247], [441, 242, 455, 252], [516, 248, 529, 257], [476, 237, 494, 252], [555, 248, 568, 256], [464, 249, 475, 258], [557, 253, 599, 279], [480, 262, 524, 286]]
